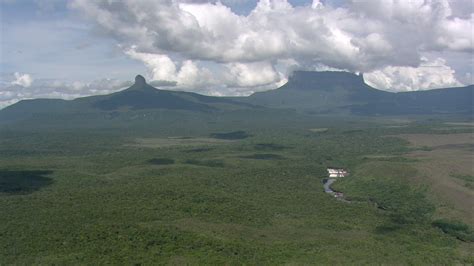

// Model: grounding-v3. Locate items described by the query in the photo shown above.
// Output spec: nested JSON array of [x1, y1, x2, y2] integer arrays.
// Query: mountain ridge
[[0, 75, 257, 122], [0, 72, 472, 123], [245, 71, 473, 115]]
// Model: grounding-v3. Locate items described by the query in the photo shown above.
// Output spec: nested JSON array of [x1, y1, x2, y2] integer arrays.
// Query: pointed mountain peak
[[135, 75, 146, 85], [124, 74, 156, 92]]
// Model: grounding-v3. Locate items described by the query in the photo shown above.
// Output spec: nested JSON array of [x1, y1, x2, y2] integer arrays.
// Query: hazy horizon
[[1, 0, 473, 108]]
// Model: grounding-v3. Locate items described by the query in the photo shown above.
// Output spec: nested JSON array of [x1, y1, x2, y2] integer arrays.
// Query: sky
[[0, 0, 473, 108]]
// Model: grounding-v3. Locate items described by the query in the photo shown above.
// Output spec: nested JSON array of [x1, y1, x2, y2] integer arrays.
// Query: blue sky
[[1, 0, 328, 81], [0, 0, 472, 108], [1, 0, 146, 82]]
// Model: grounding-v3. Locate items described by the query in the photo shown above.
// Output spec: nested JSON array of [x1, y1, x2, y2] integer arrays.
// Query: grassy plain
[[0, 113, 473, 264], [398, 133, 474, 226]]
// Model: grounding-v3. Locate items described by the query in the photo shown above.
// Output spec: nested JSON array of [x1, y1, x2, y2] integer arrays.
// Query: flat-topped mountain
[[246, 71, 473, 115], [284, 71, 368, 91]]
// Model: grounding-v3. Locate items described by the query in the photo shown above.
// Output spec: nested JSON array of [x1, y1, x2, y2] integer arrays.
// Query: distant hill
[[0, 75, 256, 123], [0, 72, 472, 124], [245, 71, 473, 116], [351, 85, 474, 115]]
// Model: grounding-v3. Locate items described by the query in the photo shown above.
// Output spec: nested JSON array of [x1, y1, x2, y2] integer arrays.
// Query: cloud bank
[[70, 0, 473, 93], [1, 0, 472, 109], [364, 57, 463, 92], [0, 74, 132, 108]]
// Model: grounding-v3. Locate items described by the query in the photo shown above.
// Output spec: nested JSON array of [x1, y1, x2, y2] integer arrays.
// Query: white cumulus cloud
[[224, 61, 281, 87], [69, 0, 472, 93], [364, 58, 463, 92], [124, 47, 216, 88], [11, 72, 33, 87]]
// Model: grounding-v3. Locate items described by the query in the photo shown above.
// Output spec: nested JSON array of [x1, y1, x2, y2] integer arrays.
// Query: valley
[[0, 72, 472, 264], [1, 114, 472, 264], [2, 0, 473, 263]]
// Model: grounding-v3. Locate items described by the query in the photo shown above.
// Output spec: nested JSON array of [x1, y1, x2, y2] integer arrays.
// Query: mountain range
[[0, 71, 472, 123], [246, 71, 473, 115]]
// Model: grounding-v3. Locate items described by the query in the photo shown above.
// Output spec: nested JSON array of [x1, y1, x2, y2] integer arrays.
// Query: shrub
[[254, 143, 288, 151], [184, 159, 224, 168], [240, 154, 284, 160], [210, 131, 250, 140], [186, 147, 213, 153], [148, 158, 175, 165], [433, 219, 474, 242]]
